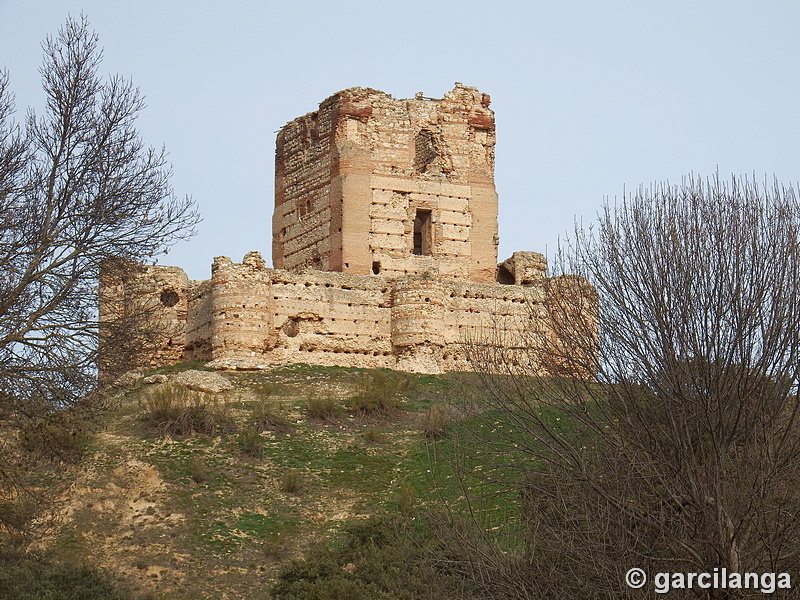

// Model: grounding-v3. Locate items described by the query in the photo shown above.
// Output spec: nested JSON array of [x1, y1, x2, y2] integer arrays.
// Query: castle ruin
[[100, 84, 593, 375]]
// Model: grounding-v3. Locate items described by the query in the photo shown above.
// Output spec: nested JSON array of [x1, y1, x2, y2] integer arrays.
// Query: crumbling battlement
[[103, 250, 556, 374], [100, 85, 596, 375]]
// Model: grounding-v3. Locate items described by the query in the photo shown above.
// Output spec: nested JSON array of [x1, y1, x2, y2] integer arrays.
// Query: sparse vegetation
[[237, 428, 265, 458], [279, 470, 305, 495], [307, 396, 340, 422], [0, 365, 493, 598], [144, 360, 211, 376], [348, 371, 413, 415], [139, 383, 230, 436]]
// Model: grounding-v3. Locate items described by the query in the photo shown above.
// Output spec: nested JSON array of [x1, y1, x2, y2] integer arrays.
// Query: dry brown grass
[[139, 383, 231, 436]]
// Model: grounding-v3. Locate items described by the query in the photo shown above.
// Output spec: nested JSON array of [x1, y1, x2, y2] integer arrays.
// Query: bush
[[0, 494, 39, 530], [238, 428, 264, 459], [421, 403, 450, 440], [187, 457, 208, 484], [348, 372, 413, 415], [0, 553, 149, 600], [307, 397, 340, 423], [260, 536, 290, 563], [251, 398, 293, 434], [279, 470, 305, 495], [140, 383, 230, 436], [271, 515, 461, 600], [0, 494, 45, 544]]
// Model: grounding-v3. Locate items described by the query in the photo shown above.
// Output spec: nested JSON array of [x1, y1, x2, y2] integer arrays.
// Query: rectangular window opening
[[413, 209, 432, 255]]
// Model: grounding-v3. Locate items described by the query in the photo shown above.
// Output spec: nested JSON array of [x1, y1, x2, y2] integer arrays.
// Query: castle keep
[[273, 83, 498, 282], [100, 84, 590, 374]]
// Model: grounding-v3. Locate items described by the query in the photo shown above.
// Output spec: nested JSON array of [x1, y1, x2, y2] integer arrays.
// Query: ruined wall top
[[279, 83, 495, 184]]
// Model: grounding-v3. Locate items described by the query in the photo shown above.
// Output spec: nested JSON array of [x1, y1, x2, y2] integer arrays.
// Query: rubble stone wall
[[101, 251, 563, 375], [98, 262, 190, 375]]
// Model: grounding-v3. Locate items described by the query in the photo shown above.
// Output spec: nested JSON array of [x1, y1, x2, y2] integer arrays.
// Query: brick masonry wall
[[273, 96, 338, 271], [273, 84, 499, 283]]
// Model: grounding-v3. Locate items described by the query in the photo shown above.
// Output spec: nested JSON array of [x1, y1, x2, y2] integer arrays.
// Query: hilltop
[[14, 363, 513, 599]]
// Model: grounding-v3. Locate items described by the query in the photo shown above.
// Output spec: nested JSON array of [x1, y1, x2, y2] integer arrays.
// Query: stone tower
[[273, 83, 499, 283]]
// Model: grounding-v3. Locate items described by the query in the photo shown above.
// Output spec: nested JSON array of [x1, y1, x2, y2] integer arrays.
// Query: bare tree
[[0, 15, 197, 539], [458, 174, 800, 599]]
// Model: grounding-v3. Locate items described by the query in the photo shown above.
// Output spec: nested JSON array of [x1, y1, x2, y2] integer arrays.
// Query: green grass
[[276, 363, 367, 377], [144, 360, 212, 375]]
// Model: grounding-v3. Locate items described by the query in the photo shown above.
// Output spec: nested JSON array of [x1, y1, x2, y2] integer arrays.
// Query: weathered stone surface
[[173, 370, 233, 393], [498, 251, 547, 286], [115, 370, 146, 388], [143, 374, 169, 385]]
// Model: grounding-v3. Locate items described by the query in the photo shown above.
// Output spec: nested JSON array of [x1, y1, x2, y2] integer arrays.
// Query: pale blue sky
[[1, 1, 798, 279]]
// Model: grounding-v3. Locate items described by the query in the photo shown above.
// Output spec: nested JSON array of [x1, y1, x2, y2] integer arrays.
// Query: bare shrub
[[395, 480, 415, 516], [187, 457, 208, 484], [17, 414, 90, 461], [0, 14, 197, 548], [251, 398, 292, 434], [362, 427, 384, 444], [253, 381, 279, 397], [458, 174, 800, 598], [421, 403, 450, 440]]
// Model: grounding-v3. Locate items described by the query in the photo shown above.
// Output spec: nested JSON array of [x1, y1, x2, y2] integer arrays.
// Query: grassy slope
[[39, 364, 517, 600]]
